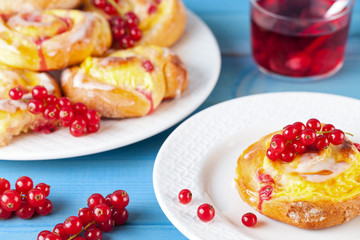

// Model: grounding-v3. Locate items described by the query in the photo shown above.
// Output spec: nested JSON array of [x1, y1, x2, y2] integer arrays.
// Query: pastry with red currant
[[85, 0, 187, 48], [60, 45, 188, 118], [235, 118, 360, 229], [0, 65, 61, 146]]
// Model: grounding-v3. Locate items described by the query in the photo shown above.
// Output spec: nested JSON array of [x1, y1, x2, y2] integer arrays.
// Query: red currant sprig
[[266, 118, 354, 163], [0, 176, 53, 220]]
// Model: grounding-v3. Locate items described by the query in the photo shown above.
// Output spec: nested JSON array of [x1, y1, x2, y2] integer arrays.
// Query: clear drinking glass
[[250, 0, 355, 80]]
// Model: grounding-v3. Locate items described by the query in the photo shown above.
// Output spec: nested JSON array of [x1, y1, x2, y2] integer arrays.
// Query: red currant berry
[[155, 0, 162, 3], [241, 212, 257, 227], [105, 194, 112, 207], [86, 110, 101, 125], [63, 216, 83, 235], [73, 102, 88, 116], [104, 3, 117, 15], [78, 208, 94, 226], [88, 193, 105, 209], [282, 125, 297, 140], [43, 105, 59, 120], [120, 36, 134, 49], [125, 12, 139, 28], [178, 189, 192, 204], [9, 87, 23, 100], [92, 0, 107, 8], [110, 16, 125, 27], [271, 134, 283, 140], [354, 143, 360, 152], [32, 86, 48, 100], [0, 178, 10, 194], [112, 208, 128, 226], [0, 190, 21, 211], [292, 122, 306, 136], [15, 176, 33, 194], [53, 223, 70, 240], [85, 227, 102, 240], [329, 129, 345, 145], [58, 97, 72, 108], [35, 183, 50, 197], [36, 198, 53, 215], [45, 95, 58, 105], [300, 129, 316, 145], [27, 188, 46, 207], [59, 107, 74, 123], [322, 124, 335, 137], [112, 25, 126, 39], [87, 123, 100, 134], [27, 99, 44, 114], [70, 117, 87, 137], [93, 203, 112, 223], [148, 4, 157, 14], [269, 137, 285, 153], [98, 217, 115, 232], [44, 233, 62, 240], [142, 60, 154, 72], [314, 135, 330, 150], [37, 230, 52, 240], [280, 147, 295, 162], [291, 139, 306, 154], [197, 203, 215, 222], [129, 27, 142, 41], [16, 200, 35, 219], [0, 206, 12, 220], [110, 190, 129, 209], [306, 118, 321, 131], [266, 148, 279, 161]]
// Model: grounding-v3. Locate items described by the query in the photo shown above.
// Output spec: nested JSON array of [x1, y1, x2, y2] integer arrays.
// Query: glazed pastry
[[61, 45, 188, 118], [0, 0, 83, 15], [0, 10, 112, 71], [85, 0, 187, 47], [0, 65, 61, 147], [235, 127, 360, 229]]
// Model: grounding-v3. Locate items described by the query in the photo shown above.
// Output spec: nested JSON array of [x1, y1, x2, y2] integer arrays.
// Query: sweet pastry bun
[[0, 10, 112, 71], [0, 0, 83, 15], [60, 45, 189, 118], [0, 65, 61, 147], [235, 131, 360, 229], [85, 0, 187, 47]]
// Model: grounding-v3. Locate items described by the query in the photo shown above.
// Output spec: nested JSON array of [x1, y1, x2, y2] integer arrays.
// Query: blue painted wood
[[1, 1, 360, 239]]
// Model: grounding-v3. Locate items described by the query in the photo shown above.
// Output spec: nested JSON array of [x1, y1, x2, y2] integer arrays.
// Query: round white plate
[[0, 11, 221, 160], [153, 92, 360, 240]]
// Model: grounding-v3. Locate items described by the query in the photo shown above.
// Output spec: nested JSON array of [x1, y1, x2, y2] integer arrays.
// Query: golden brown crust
[[0, 10, 112, 71], [0, 0, 83, 15], [235, 132, 360, 229]]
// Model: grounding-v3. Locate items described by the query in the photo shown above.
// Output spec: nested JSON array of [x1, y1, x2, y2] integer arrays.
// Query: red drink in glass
[[251, 0, 354, 79]]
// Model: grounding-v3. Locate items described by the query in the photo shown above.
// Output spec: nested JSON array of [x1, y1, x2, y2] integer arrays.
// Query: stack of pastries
[[0, 0, 189, 146]]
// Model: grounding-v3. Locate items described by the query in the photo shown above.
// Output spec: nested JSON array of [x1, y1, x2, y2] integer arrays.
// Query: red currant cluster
[[178, 189, 257, 227], [37, 190, 129, 240], [266, 118, 349, 162], [0, 177, 52, 220], [8, 86, 101, 137]]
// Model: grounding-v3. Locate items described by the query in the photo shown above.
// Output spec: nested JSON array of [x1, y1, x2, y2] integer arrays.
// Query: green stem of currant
[[107, 0, 122, 15], [67, 221, 96, 240], [316, 130, 354, 137]]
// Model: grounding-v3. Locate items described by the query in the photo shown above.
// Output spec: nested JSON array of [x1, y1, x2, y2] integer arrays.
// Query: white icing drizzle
[[0, 99, 27, 113], [38, 73, 55, 93], [72, 70, 115, 91], [7, 13, 50, 28]]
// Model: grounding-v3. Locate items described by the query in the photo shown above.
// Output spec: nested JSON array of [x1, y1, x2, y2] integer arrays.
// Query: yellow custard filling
[[139, 1, 169, 32]]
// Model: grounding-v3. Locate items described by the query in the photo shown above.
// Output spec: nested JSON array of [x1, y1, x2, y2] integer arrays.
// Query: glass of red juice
[[251, 0, 354, 80]]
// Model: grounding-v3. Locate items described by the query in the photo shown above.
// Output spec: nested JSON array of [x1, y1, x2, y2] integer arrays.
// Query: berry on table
[[178, 189, 192, 204], [87, 193, 106, 209], [27, 188, 46, 207], [44, 233, 62, 240], [112, 208, 128, 226], [9, 87, 23, 100], [85, 227, 103, 240], [0, 178, 10, 194], [35, 183, 50, 197], [110, 190, 129, 209], [242, 212, 257, 227], [0, 190, 21, 211], [0, 206, 12, 220], [98, 217, 115, 232], [197, 204, 215, 222], [15, 200, 35, 219], [59, 107, 75, 123], [78, 207, 94, 226], [15, 176, 34, 194], [37, 230, 52, 240], [93, 203, 112, 223], [36, 198, 53, 216], [52, 223, 70, 240], [63, 216, 83, 235]]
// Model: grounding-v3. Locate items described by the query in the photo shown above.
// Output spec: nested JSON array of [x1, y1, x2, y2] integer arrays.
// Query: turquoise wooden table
[[1, 1, 360, 239]]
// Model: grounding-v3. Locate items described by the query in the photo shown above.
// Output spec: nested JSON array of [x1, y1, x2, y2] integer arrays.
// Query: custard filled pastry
[[61, 45, 188, 118], [235, 121, 360, 229], [0, 66, 61, 147], [0, 10, 111, 71], [0, 0, 83, 15], [85, 0, 187, 47]]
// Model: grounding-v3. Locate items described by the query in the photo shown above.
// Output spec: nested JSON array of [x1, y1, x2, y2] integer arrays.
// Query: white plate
[[153, 92, 360, 240], [0, 11, 221, 160]]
